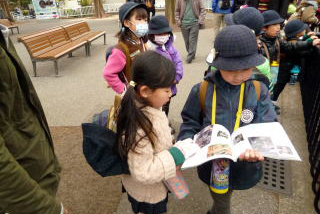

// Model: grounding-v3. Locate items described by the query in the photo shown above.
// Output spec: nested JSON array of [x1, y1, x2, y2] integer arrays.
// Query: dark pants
[[209, 188, 233, 214], [147, 7, 155, 21], [180, 22, 200, 61], [271, 82, 286, 101]]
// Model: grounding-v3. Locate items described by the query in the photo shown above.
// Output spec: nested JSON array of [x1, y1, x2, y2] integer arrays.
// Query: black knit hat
[[211, 25, 265, 71], [119, 2, 147, 24], [263, 10, 284, 27], [148, 15, 172, 35], [284, 19, 308, 38], [224, 7, 264, 36]]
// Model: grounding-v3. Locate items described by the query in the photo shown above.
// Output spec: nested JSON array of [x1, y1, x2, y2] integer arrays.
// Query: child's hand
[[311, 35, 318, 40], [238, 149, 264, 162], [308, 31, 316, 37], [174, 138, 200, 159], [312, 39, 320, 47]]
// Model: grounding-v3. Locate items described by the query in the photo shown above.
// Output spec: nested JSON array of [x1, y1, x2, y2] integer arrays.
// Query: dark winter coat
[[259, 33, 313, 63], [177, 71, 277, 190], [0, 31, 61, 213], [248, 0, 290, 18]]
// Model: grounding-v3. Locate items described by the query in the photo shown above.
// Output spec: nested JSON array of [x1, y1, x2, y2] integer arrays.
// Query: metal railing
[[54, 1, 213, 19], [300, 48, 320, 214]]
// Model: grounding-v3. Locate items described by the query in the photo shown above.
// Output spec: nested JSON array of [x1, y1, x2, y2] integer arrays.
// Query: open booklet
[[181, 122, 301, 170]]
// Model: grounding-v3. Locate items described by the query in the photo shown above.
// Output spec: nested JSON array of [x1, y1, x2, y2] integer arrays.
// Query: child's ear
[[123, 19, 131, 28], [138, 85, 152, 98]]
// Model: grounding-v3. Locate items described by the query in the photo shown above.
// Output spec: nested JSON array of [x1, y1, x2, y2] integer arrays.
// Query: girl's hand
[[238, 149, 264, 162], [308, 31, 316, 37], [312, 39, 320, 47]]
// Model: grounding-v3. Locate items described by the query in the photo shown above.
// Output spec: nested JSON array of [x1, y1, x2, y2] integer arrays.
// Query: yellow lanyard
[[211, 83, 245, 131]]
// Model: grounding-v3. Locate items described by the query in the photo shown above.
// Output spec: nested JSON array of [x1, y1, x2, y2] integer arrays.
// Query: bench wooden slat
[[38, 40, 86, 59], [18, 21, 105, 76]]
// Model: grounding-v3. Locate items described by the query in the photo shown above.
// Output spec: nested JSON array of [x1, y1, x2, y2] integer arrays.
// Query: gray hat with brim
[[224, 7, 264, 36], [148, 15, 172, 34], [285, 19, 308, 38], [224, 13, 234, 26], [119, 2, 147, 24], [263, 10, 284, 27], [210, 25, 265, 71]]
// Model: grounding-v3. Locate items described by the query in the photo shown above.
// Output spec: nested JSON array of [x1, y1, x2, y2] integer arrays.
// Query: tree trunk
[[93, 0, 105, 18], [0, 0, 14, 21], [165, 0, 175, 25]]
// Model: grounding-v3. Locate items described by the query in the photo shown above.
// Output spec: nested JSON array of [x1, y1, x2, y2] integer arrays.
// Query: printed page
[[232, 122, 301, 161], [182, 124, 236, 170], [230, 128, 253, 160]]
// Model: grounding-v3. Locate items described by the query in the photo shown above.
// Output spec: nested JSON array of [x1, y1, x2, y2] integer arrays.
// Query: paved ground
[[10, 12, 316, 214]]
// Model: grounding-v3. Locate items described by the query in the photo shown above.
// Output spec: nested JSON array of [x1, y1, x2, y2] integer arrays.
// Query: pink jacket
[[103, 48, 126, 94]]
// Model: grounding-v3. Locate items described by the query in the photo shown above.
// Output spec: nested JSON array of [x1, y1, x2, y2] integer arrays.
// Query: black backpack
[[82, 123, 129, 177], [220, 0, 231, 10]]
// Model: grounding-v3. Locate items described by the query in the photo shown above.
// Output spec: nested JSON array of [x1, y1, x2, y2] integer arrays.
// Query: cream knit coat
[[121, 106, 177, 204]]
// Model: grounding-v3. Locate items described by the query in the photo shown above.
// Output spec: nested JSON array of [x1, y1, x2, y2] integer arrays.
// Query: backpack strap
[[117, 42, 132, 82], [200, 80, 209, 114], [252, 80, 261, 100], [199, 80, 261, 114]]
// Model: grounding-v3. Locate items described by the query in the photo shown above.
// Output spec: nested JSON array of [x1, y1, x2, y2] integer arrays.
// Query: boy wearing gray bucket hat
[[272, 19, 318, 102], [178, 25, 277, 214], [223, 7, 271, 87], [260, 10, 320, 114]]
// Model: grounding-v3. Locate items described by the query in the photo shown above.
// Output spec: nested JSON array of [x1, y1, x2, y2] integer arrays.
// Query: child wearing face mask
[[103, 2, 149, 94], [147, 15, 184, 116]]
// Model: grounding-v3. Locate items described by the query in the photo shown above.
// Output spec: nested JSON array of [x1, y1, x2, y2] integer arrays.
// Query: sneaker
[[186, 58, 193, 64]]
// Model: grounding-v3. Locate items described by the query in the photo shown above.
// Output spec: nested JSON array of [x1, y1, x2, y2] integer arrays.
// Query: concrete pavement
[[10, 14, 316, 214]]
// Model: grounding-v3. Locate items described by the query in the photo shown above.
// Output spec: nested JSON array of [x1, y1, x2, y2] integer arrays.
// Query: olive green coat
[[0, 31, 61, 214]]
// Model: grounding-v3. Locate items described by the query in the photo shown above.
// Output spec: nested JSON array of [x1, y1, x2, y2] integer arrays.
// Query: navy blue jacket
[[178, 71, 277, 189], [212, 0, 235, 14]]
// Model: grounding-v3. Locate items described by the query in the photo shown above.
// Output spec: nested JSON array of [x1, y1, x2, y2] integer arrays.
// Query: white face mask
[[129, 21, 149, 38], [154, 35, 170, 45]]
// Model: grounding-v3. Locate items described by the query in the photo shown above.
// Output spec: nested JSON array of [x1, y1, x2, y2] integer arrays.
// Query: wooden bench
[[61, 21, 106, 55], [19, 27, 87, 76], [19, 21, 106, 76], [0, 19, 19, 34]]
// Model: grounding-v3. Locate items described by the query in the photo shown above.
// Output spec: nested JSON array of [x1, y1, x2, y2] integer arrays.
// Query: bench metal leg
[[87, 43, 91, 56], [17, 27, 19, 34], [68, 52, 73, 58], [54, 60, 59, 77], [10, 28, 13, 34], [32, 61, 37, 77], [104, 33, 106, 45]]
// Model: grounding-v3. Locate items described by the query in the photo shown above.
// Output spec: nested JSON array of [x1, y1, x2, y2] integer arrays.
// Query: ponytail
[[116, 86, 156, 160], [116, 51, 176, 161]]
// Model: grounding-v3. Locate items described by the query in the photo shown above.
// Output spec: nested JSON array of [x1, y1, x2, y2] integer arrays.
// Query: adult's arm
[[0, 135, 61, 214]]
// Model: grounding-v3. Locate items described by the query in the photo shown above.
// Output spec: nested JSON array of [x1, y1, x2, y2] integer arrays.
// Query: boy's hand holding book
[[238, 149, 264, 162]]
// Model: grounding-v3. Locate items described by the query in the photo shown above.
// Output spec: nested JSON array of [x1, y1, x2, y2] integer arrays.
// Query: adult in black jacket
[[144, 0, 155, 20], [248, 0, 290, 18]]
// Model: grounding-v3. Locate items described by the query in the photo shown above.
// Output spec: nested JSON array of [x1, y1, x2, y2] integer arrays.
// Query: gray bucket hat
[[211, 25, 265, 71], [119, 2, 147, 24], [263, 10, 284, 27], [284, 19, 308, 38], [224, 7, 264, 36]]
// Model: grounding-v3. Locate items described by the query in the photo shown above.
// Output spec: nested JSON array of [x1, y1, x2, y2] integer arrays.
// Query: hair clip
[[129, 81, 136, 87]]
